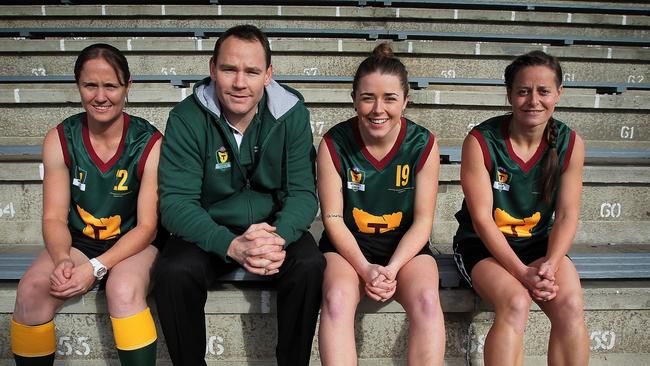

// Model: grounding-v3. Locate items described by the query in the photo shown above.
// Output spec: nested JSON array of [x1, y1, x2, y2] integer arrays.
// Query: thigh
[[394, 254, 440, 305], [322, 252, 363, 303], [471, 258, 531, 310], [21, 247, 90, 283], [106, 245, 158, 292]]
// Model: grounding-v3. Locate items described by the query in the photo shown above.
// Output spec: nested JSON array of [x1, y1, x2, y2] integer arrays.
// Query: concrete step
[[0, 38, 648, 62], [0, 281, 649, 365], [1, 53, 647, 85], [1, 84, 648, 114], [0, 165, 648, 245], [1, 4, 648, 28], [1, 105, 648, 150], [0, 4, 648, 38]]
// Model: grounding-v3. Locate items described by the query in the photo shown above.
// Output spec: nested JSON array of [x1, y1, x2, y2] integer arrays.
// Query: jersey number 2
[[114, 169, 129, 191]]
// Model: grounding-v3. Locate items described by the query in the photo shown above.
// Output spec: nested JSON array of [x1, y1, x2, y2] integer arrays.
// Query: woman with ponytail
[[453, 50, 588, 365], [317, 42, 445, 365]]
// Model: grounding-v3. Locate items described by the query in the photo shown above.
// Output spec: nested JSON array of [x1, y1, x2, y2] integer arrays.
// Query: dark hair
[[212, 24, 271, 68], [505, 50, 563, 205], [352, 42, 409, 98], [74, 43, 130, 86]]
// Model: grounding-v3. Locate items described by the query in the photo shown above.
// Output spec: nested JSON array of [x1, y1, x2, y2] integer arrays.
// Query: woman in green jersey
[[11, 44, 162, 366], [453, 51, 589, 365], [317, 43, 445, 365]]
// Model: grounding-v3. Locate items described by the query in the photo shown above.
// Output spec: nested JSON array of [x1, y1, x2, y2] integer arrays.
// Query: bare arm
[[538, 135, 585, 280], [42, 128, 74, 274], [317, 140, 370, 274]]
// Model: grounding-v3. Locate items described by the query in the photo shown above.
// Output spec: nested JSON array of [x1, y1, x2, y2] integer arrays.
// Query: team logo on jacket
[[215, 146, 232, 171], [493, 166, 510, 192], [347, 167, 365, 191], [72, 166, 87, 191], [352, 208, 402, 234]]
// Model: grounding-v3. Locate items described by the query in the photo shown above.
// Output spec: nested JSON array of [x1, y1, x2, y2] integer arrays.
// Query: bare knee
[[14, 275, 56, 323], [321, 285, 358, 321], [405, 287, 442, 320], [105, 276, 147, 314], [495, 291, 532, 332], [549, 292, 585, 328]]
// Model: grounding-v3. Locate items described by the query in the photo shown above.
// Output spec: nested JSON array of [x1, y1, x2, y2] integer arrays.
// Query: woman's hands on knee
[[49, 261, 96, 299]]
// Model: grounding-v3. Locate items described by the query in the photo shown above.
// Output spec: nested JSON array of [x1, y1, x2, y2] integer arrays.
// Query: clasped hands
[[49, 258, 96, 299], [362, 263, 397, 302], [227, 223, 286, 276], [521, 260, 559, 302]]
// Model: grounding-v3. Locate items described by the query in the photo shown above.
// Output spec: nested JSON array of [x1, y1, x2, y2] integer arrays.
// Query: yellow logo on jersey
[[347, 167, 366, 191], [76, 205, 121, 240], [494, 208, 540, 238], [352, 207, 402, 234], [493, 167, 511, 191]]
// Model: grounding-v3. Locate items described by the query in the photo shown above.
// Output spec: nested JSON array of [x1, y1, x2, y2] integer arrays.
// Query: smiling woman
[[317, 43, 445, 365], [11, 43, 164, 366], [77, 58, 130, 127]]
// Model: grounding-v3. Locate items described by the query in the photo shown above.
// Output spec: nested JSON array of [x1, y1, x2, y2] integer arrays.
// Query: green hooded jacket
[[159, 77, 317, 261]]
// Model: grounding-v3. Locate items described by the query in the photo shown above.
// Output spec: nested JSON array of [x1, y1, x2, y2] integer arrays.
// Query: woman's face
[[78, 58, 130, 125], [352, 71, 407, 142], [507, 65, 562, 129]]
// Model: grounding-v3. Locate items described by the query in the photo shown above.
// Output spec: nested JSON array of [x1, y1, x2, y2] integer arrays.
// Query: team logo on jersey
[[215, 146, 232, 171], [347, 167, 366, 191], [494, 208, 540, 238], [72, 166, 87, 191], [352, 207, 402, 234], [493, 167, 511, 192], [76, 204, 121, 240]]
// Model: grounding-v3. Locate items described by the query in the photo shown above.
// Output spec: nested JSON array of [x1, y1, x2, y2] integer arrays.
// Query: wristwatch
[[89, 258, 108, 281]]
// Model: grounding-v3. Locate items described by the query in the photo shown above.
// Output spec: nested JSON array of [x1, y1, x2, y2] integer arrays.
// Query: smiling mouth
[[368, 118, 389, 125], [92, 105, 112, 111]]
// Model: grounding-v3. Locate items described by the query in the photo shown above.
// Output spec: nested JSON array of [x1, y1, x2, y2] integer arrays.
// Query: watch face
[[96, 267, 108, 278]]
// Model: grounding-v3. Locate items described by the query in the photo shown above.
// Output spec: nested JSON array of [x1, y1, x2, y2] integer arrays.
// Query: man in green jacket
[[155, 24, 325, 366]]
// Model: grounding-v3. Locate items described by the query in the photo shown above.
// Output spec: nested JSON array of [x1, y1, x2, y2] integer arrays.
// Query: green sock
[[117, 341, 157, 366], [13, 354, 55, 366]]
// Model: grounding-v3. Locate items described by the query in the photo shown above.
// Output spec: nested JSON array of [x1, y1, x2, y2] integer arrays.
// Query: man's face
[[210, 36, 272, 126]]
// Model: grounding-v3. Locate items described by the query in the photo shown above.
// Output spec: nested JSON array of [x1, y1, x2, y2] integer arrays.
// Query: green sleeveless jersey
[[57, 112, 162, 240], [324, 117, 435, 241], [454, 114, 577, 244]]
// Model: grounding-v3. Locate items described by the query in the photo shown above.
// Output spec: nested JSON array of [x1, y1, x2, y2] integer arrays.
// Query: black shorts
[[453, 236, 548, 287], [319, 231, 434, 266], [70, 226, 168, 259]]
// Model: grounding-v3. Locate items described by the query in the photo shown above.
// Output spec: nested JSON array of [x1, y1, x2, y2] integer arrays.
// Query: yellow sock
[[111, 307, 157, 351], [11, 318, 56, 357]]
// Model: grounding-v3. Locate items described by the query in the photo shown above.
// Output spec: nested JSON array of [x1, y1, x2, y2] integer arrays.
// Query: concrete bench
[[1, 245, 649, 365], [2, 246, 650, 283]]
